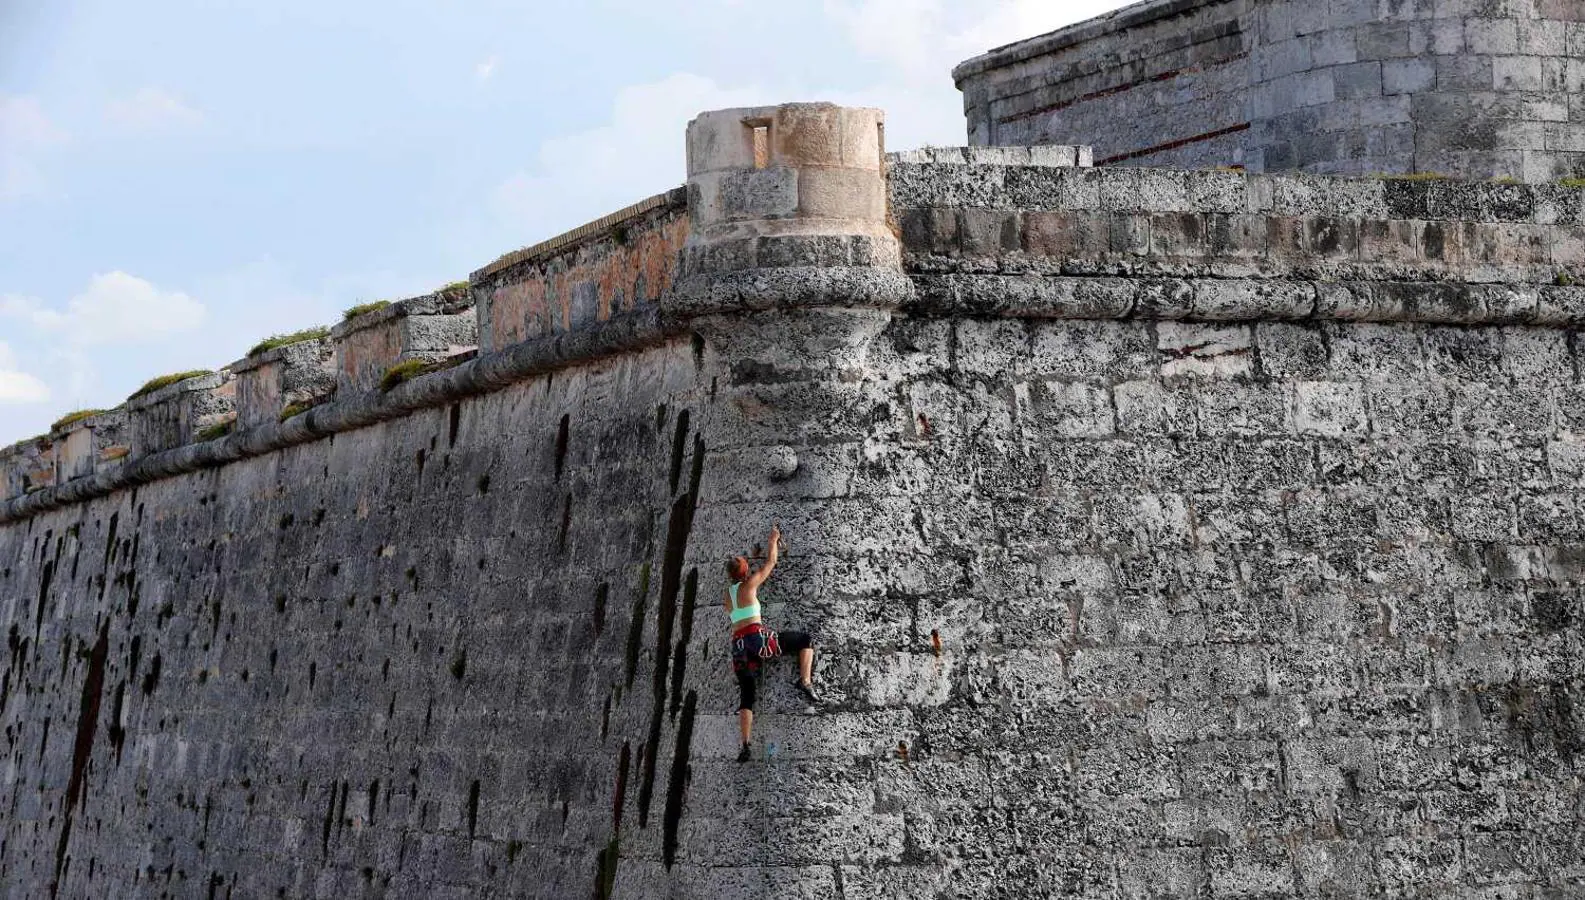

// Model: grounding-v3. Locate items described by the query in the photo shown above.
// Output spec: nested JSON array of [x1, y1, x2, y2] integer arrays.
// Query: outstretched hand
[[769, 524, 781, 548]]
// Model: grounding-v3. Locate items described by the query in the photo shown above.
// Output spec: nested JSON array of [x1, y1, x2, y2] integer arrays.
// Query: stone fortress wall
[[2, 27, 1585, 900], [955, 0, 1585, 181]]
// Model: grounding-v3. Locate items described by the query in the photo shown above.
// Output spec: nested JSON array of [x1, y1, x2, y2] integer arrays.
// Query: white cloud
[[2, 272, 205, 346], [493, 73, 772, 237], [0, 96, 64, 145], [475, 56, 499, 82], [0, 342, 49, 405], [0, 95, 68, 201], [63, 271, 206, 344], [0, 272, 205, 437], [106, 87, 203, 132], [0, 293, 63, 328], [822, 0, 946, 76]]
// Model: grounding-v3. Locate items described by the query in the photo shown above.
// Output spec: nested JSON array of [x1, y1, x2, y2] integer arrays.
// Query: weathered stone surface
[[332, 290, 478, 394], [232, 339, 337, 429], [126, 371, 236, 458], [0, 340, 722, 897], [955, 0, 1585, 182], [474, 190, 689, 353], [892, 165, 1585, 297]]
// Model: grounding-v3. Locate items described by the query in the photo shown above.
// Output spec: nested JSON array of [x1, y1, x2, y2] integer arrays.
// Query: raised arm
[[749, 525, 780, 586]]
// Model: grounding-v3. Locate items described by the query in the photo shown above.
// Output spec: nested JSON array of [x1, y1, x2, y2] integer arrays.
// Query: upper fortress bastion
[[956, 0, 1585, 181]]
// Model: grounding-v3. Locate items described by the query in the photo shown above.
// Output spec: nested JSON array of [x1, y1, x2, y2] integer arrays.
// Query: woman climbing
[[726, 524, 819, 762]]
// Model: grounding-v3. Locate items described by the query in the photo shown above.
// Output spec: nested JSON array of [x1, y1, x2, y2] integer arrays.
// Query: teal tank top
[[728, 582, 760, 624]]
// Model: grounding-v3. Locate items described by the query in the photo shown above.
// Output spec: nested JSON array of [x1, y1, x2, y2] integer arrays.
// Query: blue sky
[[0, 0, 1130, 445]]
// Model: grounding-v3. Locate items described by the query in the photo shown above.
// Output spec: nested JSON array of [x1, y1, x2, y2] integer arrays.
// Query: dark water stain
[[557, 495, 573, 555], [593, 583, 609, 637], [50, 619, 109, 897], [661, 690, 698, 870], [466, 779, 481, 838], [555, 414, 571, 481], [623, 562, 651, 688], [667, 410, 690, 495], [638, 484, 700, 828], [141, 653, 162, 696], [593, 835, 620, 900], [320, 781, 339, 857], [102, 512, 119, 566], [33, 559, 55, 642], [107, 681, 127, 764], [668, 570, 697, 720], [613, 741, 631, 830]]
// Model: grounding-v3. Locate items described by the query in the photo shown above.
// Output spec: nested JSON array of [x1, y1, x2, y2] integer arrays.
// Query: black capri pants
[[730, 624, 812, 711]]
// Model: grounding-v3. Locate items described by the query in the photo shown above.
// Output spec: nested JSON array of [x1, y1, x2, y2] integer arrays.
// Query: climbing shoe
[[736, 743, 752, 763], [793, 679, 821, 705]]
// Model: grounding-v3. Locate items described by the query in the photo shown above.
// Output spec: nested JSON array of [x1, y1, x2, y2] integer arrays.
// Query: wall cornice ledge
[[907, 274, 1585, 327]]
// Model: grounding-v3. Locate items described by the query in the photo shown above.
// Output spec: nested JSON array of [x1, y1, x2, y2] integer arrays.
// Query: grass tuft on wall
[[248, 326, 329, 357], [129, 370, 213, 401], [196, 418, 237, 442], [342, 300, 391, 321], [51, 409, 107, 432], [379, 359, 434, 392]]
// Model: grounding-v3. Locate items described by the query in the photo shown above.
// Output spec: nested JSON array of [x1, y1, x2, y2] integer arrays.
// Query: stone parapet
[[894, 166, 1585, 285], [888, 145, 1093, 167], [685, 104, 891, 241], [955, 0, 1250, 163], [1, 436, 55, 498], [0, 309, 668, 523], [126, 371, 235, 458], [50, 409, 129, 483], [230, 339, 337, 429], [472, 189, 688, 352], [331, 289, 477, 393]]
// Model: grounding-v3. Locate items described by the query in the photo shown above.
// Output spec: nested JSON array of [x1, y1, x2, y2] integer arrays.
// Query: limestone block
[[794, 165, 886, 222], [53, 422, 95, 482], [331, 291, 477, 394], [1028, 380, 1115, 437], [230, 338, 336, 429], [1293, 381, 1368, 436], [1114, 380, 1197, 436], [0, 436, 55, 498], [49, 409, 128, 483], [1157, 323, 1254, 379], [127, 371, 235, 457]]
